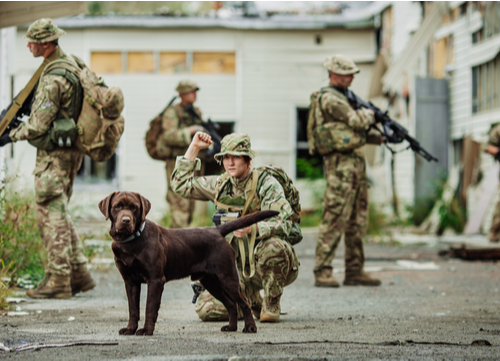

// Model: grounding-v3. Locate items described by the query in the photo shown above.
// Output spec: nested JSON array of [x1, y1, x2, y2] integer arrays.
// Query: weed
[[0, 260, 14, 311]]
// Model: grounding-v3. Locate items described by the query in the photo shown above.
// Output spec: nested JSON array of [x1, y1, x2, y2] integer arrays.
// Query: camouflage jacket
[[171, 156, 293, 241], [9, 47, 82, 175], [488, 124, 500, 147], [159, 103, 203, 152], [320, 87, 383, 154]]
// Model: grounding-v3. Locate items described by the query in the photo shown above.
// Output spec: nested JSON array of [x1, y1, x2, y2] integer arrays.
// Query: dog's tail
[[217, 210, 279, 237]]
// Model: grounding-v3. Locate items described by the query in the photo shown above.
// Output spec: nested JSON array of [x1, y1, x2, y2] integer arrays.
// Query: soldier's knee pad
[[194, 290, 229, 322]]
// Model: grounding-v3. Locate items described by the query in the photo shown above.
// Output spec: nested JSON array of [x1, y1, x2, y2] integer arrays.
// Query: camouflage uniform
[[313, 55, 383, 287], [159, 80, 205, 228], [487, 124, 500, 242], [171, 133, 299, 322], [8, 19, 94, 298]]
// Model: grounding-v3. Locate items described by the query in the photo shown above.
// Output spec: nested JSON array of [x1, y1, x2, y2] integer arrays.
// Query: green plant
[[368, 202, 387, 236], [437, 198, 465, 235], [0, 260, 14, 311], [296, 158, 323, 180], [0, 188, 46, 284]]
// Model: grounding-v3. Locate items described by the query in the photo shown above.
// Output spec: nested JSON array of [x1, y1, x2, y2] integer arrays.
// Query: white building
[[3, 4, 387, 219]]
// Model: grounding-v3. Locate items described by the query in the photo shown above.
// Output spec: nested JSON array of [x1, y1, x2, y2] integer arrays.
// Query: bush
[[0, 188, 46, 287]]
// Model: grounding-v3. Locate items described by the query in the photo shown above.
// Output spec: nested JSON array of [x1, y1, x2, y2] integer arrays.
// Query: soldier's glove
[[0, 133, 12, 147], [495, 150, 500, 161]]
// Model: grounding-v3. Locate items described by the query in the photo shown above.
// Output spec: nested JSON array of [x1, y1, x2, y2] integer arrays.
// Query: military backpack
[[307, 87, 366, 156], [28, 55, 125, 162]]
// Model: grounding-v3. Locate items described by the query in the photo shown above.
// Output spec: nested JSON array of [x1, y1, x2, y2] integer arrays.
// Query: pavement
[[1, 227, 500, 360]]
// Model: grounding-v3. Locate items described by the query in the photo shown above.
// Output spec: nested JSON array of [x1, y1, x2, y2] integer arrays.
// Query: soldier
[[171, 132, 299, 322], [158, 81, 205, 228], [485, 123, 500, 242], [0, 19, 95, 298], [311, 54, 383, 287]]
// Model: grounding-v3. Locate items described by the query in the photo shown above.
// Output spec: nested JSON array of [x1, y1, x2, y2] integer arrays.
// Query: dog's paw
[[243, 324, 257, 333], [136, 328, 154, 336], [118, 327, 137, 335], [221, 324, 237, 332]]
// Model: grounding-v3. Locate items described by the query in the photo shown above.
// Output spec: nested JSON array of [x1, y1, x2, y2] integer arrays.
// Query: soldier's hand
[[192, 131, 212, 150], [0, 133, 12, 147], [233, 224, 258, 238]]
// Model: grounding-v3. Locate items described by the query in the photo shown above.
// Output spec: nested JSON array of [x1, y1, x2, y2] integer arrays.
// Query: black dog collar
[[116, 221, 146, 244]]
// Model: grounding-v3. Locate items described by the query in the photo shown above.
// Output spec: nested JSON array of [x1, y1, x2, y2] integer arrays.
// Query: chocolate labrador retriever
[[99, 191, 278, 336]]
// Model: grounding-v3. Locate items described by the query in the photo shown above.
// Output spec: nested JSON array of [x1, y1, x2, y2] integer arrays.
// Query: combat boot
[[343, 271, 381, 286], [26, 273, 72, 299], [260, 295, 281, 323], [314, 267, 340, 288], [71, 264, 96, 295]]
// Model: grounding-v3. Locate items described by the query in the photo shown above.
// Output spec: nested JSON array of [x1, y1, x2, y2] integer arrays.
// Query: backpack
[[145, 106, 170, 161], [214, 166, 303, 245], [32, 56, 125, 162], [307, 87, 365, 156]]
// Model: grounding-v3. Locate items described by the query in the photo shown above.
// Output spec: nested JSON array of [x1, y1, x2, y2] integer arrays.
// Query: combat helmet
[[324, 54, 360, 75], [25, 18, 65, 44], [176, 80, 199, 94], [214, 133, 258, 164]]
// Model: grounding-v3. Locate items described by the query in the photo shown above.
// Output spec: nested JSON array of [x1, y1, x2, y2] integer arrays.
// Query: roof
[[43, 2, 390, 31]]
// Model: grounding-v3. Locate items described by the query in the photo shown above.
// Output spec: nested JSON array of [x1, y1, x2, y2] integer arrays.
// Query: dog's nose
[[121, 216, 131, 224]]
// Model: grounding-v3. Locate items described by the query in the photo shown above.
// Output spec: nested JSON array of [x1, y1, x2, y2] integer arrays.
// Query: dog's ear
[[98, 191, 119, 220], [135, 193, 151, 222]]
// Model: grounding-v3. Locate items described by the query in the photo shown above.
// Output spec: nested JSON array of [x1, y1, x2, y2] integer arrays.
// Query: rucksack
[[33, 55, 125, 162], [214, 165, 303, 245], [307, 87, 365, 156], [145, 107, 170, 161]]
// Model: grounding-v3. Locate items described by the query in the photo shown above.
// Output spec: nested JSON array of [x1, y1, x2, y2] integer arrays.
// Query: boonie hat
[[25, 18, 65, 44], [324, 54, 360, 75], [214, 133, 258, 164], [176, 80, 199, 94]]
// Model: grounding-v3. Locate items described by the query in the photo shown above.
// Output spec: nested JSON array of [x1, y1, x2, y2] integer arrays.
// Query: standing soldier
[[0, 19, 95, 298], [309, 55, 384, 287], [485, 123, 500, 242], [158, 81, 205, 228]]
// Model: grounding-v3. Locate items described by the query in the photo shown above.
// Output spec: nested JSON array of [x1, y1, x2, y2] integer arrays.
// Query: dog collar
[[117, 221, 146, 244]]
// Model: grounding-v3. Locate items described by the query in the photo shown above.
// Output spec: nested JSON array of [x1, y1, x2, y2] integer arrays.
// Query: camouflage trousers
[[34, 149, 88, 277], [314, 152, 368, 276], [489, 195, 500, 242], [195, 236, 299, 321], [166, 159, 202, 229]]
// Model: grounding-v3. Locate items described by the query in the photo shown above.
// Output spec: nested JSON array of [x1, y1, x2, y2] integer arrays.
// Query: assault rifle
[[185, 104, 222, 158], [343, 88, 438, 162], [0, 88, 35, 137]]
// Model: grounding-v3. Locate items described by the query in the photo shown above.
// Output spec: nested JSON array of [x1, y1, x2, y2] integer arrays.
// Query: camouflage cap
[[176, 80, 199, 94], [214, 133, 258, 163], [25, 18, 65, 44], [324, 54, 360, 75]]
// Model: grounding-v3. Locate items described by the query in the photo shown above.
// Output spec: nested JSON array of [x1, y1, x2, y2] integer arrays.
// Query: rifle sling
[[0, 58, 50, 136]]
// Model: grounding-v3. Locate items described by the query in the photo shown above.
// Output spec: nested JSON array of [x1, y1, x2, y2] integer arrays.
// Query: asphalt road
[[1, 228, 500, 360]]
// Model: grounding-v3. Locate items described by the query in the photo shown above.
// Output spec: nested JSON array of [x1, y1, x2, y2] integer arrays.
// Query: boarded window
[[192, 52, 235, 74], [127, 52, 155, 73], [472, 54, 500, 113], [159, 52, 187, 73], [91, 52, 122, 74]]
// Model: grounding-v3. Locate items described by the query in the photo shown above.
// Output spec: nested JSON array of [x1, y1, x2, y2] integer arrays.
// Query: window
[[91, 51, 236, 74], [192, 52, 235, 74], [77, 154, 117, 183], [296, 107, 323, 179], [472, 53, 500, 114], [472, 2, 500, 44], [159, 52, 187, 73], [127, 52, 155, 73], [90, 52, 122, 74]]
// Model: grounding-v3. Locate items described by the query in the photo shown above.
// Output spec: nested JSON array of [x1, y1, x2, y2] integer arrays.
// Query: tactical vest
[[307, 86, 366, 156]]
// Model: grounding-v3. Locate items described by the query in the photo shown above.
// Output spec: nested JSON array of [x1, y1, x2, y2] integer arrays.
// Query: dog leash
[[116, 222, 146, 244]]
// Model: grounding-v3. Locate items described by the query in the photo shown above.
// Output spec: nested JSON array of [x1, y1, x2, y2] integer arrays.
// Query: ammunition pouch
[[212, 211, 240, 226], [313, 122, 366, 156], [28, 118, 79, 151]]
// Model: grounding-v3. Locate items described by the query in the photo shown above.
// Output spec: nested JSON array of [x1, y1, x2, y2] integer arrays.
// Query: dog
[[98, 191, 279, 336]]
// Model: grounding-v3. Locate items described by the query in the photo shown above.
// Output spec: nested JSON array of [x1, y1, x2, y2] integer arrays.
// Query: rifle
[[0, 88, 35, 137], [343, 88, 438, 162], [185, 104, 222, 158]]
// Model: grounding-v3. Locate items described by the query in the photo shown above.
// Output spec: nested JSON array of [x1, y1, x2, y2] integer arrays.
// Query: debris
[[7, 311, 29, 316], [471, 340, 492, 346], [68, 317, 75, 321], [395, 260, 440, 270], [440, 245, 500, 260], [0, 341, 119, 353], [6, 298, 26, 304]]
